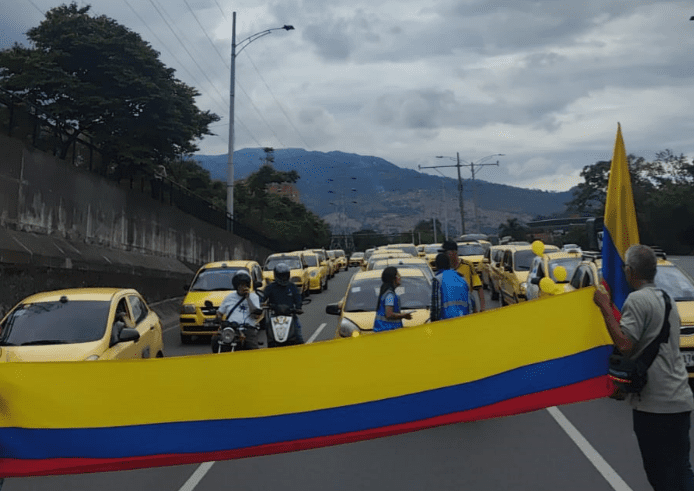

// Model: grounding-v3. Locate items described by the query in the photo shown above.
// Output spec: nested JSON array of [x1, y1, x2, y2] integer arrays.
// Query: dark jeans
[[633, 410, 694, 491]]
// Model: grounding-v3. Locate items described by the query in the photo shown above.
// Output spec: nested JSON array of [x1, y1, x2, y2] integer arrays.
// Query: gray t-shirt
[[620, 284, 694, 412]]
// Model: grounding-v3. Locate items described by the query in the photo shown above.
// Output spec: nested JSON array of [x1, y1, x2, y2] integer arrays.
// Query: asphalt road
[[6, 258, 694, 490]]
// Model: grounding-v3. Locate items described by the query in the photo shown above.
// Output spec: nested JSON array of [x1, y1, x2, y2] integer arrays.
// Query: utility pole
[[420, 153, 466, 235], [421, 153, 504, 236]]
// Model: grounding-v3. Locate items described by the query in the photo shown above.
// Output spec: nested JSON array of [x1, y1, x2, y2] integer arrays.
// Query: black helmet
[[232, 270, 252, 290], [274, 262, 291, 286]]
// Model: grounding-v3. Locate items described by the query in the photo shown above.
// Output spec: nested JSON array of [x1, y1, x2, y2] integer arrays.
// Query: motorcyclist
[[262, 262, 305, 344], [212, 270, 262, 352]]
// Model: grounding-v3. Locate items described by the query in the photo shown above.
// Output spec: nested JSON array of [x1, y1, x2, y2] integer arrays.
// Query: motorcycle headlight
[[338, 318, 361, 338], [181, 304, 196, 314], [221, 327, 236, 344]]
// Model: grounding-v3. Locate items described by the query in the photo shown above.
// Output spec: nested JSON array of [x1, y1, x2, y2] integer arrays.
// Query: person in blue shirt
[[373, 266, 412, 332], [431, 253, 471, 321]]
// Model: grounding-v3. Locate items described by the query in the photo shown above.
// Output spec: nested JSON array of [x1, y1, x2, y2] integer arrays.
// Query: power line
[[242, 51, 311, 149]]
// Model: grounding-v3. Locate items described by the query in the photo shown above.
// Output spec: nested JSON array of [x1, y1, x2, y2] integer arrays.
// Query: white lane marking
[[307, 323, 327, 344], [177, 322, 327, 489], [178, 461, 215, 491], [546, 406, 633, 491]]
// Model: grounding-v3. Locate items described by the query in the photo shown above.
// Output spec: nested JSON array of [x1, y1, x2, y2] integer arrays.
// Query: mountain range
[[194, 149, 574, 235]]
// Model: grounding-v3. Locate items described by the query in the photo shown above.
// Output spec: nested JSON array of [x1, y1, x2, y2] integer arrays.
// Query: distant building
[[267, 182, 300, 203]]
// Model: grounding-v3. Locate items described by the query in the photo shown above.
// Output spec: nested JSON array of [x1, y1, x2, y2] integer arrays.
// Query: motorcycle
[[212, 319, 260, 353], [264, 303, 305, 348]]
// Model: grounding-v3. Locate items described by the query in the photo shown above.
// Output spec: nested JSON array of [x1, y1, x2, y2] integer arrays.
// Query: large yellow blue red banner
[[0, 288, 613, 477]]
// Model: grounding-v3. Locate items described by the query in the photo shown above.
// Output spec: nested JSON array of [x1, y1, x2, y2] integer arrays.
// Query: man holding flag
[[594, 124, 694, 491]]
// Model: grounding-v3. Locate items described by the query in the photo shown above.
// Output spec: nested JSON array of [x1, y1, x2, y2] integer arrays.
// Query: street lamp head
[[283, 25, 295, 30]]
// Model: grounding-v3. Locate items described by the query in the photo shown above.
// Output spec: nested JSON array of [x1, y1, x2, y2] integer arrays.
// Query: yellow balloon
[[539, 277, 555, 294], [553, 265, 567, 282], [531, 240, 545, 257]]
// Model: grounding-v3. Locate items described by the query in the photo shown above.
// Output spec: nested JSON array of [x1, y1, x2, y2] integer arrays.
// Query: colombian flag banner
[[0, 288, 614, 477], [602, 123, 639, 310]]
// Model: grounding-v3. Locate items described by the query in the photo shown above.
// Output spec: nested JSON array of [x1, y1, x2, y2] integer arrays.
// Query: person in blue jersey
[[373, 266, 412, 332], [431, 253, 472, 321]]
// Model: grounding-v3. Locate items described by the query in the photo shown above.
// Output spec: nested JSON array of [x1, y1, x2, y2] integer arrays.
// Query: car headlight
[[520, 283, 527, 294], [221, 327, 236, 344], [85, 354, 100, 361], [338, 318, 361, 338], [310, 271, 318, 277], [181, 304, 196, 314]]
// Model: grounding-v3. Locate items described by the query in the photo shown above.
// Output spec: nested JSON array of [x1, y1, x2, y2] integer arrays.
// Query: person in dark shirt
[[262, 263, 304, 343]]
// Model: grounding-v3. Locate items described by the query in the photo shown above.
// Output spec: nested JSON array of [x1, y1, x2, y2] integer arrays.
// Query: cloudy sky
[[2, 0, 693, 191]]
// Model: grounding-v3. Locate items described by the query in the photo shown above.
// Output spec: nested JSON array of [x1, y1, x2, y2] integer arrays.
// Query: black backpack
[[607, 290, 672, 394]]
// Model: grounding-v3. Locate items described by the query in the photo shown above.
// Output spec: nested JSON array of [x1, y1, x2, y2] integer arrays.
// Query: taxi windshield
[[655, 266, 694, 302], [344, 276, 431, 312], [264, 257, 302, 270], [190, 268, 242, 291], [304, 255, 318, 267], [549, 258, 582, 282], [514, 250, 536, 271], [0, 300, 110, 345], [458, 244, 485, 256]]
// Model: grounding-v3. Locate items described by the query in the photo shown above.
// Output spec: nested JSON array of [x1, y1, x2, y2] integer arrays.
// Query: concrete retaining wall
[[0, 134, 273, 314]]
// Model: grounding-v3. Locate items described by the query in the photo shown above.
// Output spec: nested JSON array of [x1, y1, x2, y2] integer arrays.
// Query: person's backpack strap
[[638, 289, 672, 369]]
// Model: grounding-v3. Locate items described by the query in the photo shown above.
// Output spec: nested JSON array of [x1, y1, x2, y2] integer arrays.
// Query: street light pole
[[226, 13, 294, 223]]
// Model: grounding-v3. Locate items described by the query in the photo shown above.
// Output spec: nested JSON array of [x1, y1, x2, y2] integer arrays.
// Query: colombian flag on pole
[[602, 123, 639, 310], [0, 288, 614, 477]]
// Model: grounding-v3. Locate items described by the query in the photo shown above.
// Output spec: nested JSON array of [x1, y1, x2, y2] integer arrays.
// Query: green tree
[[0, 3, 219, 177], [233, 164, 328, 251]]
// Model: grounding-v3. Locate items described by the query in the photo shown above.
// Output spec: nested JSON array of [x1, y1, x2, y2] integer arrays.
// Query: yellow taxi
[[302, 251, 330, 293], [370, 257, 435, 282], [326, 250, 339, 276], [423, 243, 442, 270], [180, 260, 265, 343], [326, 268, 432, 338], [330, 249, 348, 272], [525, 246, 582, 301], [263, 253, 311, 296], [383, 243, 419, 257], [310, 248, 334, 278], [0, 288, 164, 361], [365, 251, 412, 271], [497, 244, 535, 306], [349, 251, 364, 268], [361, 248, 377, 271], [456, 241, 487, 276], [482, 244, 507, 301]]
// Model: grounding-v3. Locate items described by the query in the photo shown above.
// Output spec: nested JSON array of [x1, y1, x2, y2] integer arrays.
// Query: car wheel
[[181, 333, 193, 345], [156, 351, 164, 358]]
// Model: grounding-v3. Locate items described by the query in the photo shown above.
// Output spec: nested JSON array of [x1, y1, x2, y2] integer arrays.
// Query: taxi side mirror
[[326, 303, 341, 315], [118, 327, 141, 344]]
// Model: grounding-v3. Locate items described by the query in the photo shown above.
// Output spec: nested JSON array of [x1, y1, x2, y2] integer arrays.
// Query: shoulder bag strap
[[637, 289, 672, 369], [223, 295, 247, 320]]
